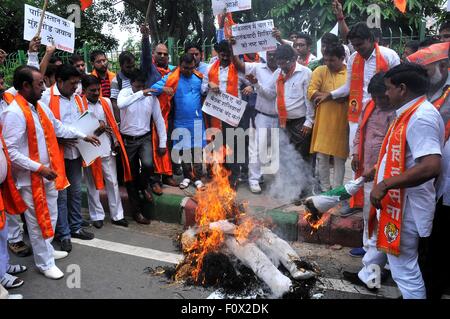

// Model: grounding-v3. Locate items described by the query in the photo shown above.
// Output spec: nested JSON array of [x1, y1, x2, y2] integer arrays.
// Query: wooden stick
[[144, 0, 154, 26], [35, 0, 49, 38]]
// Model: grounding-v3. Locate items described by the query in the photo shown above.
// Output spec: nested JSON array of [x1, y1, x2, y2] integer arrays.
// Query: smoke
[[267, 129, 315, 203]]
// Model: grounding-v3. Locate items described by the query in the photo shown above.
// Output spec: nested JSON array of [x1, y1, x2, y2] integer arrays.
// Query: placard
[[202, 91, 247, 127], [212, 0, 252, 15], [24, 4, 75, 53], [231, 19, 278, 56]]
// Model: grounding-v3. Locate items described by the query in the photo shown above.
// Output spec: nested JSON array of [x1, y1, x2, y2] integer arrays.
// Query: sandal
[[179, 178, 191, 189], [194, 180, 206, 191], [0, 273, 24, 289], [7, 264, 27, 275]]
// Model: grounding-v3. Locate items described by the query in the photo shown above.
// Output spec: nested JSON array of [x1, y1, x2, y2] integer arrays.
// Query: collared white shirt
[[0, 142, 7, 184], [256, 62, 314, 127], [1, 99, 86, 187], [117, 87, 167, 147], [201, 63, 246, 99], [331, 46, 400, 107], [245, 62, 278, 115], [433, 72, 450, 205], [40, 85, 84, 160], [85, 97, 117, 158], [377, 97, 444, 237]]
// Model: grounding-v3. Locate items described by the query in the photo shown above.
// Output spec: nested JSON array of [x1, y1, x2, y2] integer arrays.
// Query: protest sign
[[24, 4, 75, 53], [73, 112, 109, 165], [212, 0, 252, 15], [202, 92, 247, 127], [231, 19, 278, 55]]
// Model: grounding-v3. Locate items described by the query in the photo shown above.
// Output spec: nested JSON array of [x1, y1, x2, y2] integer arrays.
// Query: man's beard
[[430, 65, 444, 86]]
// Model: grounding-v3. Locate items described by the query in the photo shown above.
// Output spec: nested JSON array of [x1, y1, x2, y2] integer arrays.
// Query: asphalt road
[[7, 217, 401, 300]]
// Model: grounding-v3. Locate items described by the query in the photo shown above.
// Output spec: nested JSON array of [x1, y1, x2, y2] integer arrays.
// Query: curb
[[82, 186, 364, 247]]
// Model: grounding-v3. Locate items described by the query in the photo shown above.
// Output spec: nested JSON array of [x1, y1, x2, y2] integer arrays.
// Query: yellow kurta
[[307, 65, 349, 159]]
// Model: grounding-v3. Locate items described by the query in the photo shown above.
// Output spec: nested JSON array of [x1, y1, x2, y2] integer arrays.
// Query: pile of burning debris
[[148, 151, 325, 299]]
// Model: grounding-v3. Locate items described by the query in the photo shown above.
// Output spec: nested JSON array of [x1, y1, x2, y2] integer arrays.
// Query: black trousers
[[285, 117, 312, 163], [419, 197, 450, 299], [123, 134, 156, 214], [180, 148, 203, 182]]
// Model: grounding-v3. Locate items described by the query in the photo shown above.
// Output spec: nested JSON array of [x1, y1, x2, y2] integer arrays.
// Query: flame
[[303, 212, 329, 234], [234, 218, 255, 244], [188, 146, 249, 282]]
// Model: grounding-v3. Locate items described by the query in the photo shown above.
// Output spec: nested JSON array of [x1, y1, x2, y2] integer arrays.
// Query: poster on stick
[[231, 19, 278, 55], [24, 4, 75, 53], [212, 0, 252, 15], [202, 92, 247, 127]]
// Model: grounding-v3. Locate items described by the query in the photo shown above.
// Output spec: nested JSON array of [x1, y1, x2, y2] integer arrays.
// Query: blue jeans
[[56, 157, 83, 240], [0, 218, 9, 278]]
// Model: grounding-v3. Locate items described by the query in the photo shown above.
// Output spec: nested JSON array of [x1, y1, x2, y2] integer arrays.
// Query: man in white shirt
[[314, 22, 400, 217], [110, 51, 136, 122], [294, 33, 318, 67], [1, 65, 100, 279], [117, 70, 167, 225], [407, 42, 450, 299], [41, 64, 96, 253], [254, 45, 314, 164], [232, 49, 279, 194], [81, 75, 129, 229], [366, 63, 444, 299]]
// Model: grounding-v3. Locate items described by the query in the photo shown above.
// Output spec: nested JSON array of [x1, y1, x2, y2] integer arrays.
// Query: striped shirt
[[100, 78, 111, 98]]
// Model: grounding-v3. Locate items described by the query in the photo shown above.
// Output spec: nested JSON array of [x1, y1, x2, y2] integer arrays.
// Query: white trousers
[[359, 200, 426, 299], [20, 183, 58, 271], [248, 113, 279, 184], [84, 156, 124, 222], [362, 181, 374, 249], [6, 214, 23, 243], [316, 153, 346, 191], [348, 121, 358, 157]]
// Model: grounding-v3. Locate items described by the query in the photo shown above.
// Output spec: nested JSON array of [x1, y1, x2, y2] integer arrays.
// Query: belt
[[121, 131, 151, 141], [256, 110, 278, 118]]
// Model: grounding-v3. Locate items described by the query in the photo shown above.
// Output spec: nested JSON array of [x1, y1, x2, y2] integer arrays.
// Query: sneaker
[[342, 271, 377, 292], [349, 247, 366, 258], [238, 172, 249, 183], [111, 219, 129, 227], [60, 239, 72, 253], [71, 229, 94, 240], [8, 241, 32, 257], [249, 182, 262, 194]]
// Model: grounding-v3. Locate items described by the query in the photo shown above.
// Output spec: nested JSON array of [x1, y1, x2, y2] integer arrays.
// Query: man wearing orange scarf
[[314, 22, 400, 218], [201, 40, 246, 189], [365, 64, 444, 299], [407, 42, 450, 299], [1, 66, 99, 279], [81, 75, 131, 229], [90, 50, 116, 99], [41, 64, 97, 253]]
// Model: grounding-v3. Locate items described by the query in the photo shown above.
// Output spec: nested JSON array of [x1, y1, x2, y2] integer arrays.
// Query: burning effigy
[[149, 148, 322, 299]]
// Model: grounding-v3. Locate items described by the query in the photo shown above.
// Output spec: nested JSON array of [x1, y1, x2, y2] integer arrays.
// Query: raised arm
[[40, 44, 56, 76]]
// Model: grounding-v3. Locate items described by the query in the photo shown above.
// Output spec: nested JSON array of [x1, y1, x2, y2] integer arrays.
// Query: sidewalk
[[81, 160, 363, 247]]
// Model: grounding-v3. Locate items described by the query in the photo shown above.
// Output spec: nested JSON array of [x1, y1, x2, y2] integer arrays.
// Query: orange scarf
[[90, 69, 116, 97], [299, 53, 311, 66], [432, 86, 450, 141], [81, 97, 132, 187], [48, 86, 85, 181], [276, 63, 296, 128], [0, 136, 28, 230], [349, 44, 388, 123], [2, 91, 15, 105], [16, 93, 71, 239], [207, 60, 239, 130], [153, 67, 203, 174], [368, 96, 425, 256], [350, 100, 376, 208]]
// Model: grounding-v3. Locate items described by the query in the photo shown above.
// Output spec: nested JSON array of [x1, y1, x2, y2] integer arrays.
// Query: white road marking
[[71, 238, 184, 265]]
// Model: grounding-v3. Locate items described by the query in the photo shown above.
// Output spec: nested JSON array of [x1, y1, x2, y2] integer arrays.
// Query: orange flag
[[394, 0, 407, 13], [80, 0, 93, 11]]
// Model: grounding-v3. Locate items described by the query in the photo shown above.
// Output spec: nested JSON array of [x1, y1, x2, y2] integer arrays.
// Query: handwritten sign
[[24, 4, 75, 53], [202, 92, 247, 127], [231, 19, 278, 56], [212, 0, 252, 15]]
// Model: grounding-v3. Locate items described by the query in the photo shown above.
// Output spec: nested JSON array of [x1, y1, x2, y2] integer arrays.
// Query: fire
[[188, 146, 255, 282], [234, 218, 255, 244], [303, 212, 329, 234]]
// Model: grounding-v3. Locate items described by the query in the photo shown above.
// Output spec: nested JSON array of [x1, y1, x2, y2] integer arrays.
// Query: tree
[[0, 0, 120, 53]]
